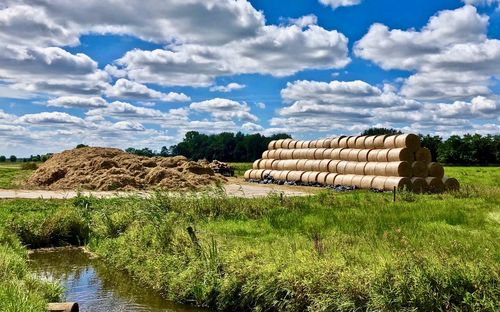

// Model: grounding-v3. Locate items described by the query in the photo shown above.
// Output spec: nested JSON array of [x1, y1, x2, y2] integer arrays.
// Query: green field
[[0, 166, 499, 311], [0, 162, 37, 189]]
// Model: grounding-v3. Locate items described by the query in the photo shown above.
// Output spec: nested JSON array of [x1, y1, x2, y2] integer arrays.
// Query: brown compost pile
[[26, 147, 225, 191]]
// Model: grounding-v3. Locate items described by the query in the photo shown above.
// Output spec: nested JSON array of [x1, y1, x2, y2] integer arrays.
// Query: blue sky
[[0, 0, 499, 156]]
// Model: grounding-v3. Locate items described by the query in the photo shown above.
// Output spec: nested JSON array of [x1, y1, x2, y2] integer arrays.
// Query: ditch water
[[29, 248, 207, 312]]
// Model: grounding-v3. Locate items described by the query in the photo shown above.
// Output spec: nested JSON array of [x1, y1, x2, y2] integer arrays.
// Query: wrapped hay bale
[[271, 160, 280, 170], [267, 150, 277, 159], [371, 176, 389, 190], [442, 176, 460, 191], [426, 177, 445, 193], [415, 147, 432, 163], [360, 175, 376, 189], [364, 162, 377, 175], [357, 149, 370, 162], [337, 161, 349, 174], [373, 135, 388, 149], [354, 162, 367, 175], [348, 149, 362, 161], [268, 140, 277, 150], [352, 175, 364, 188], [250, 169, 266, 180], [262, 150, 270, 159], [288, 140, 299, 149], [376, 149, 390, 162], [319, 160, 332, 172], [244, 169, 252, 180], [322, 148, 334, 159], [387, 148, 414, 162], [274, 160, 285, 171], [427, 162, 444, 178], [325, 173, 339, 185], [340, 148, 351, 161], [316, 139, 328, 148], [303, 160, 320, 171], [411, 177, 428, 193], [347, 136, 358, 148], [259, 159, 275, 169], [284, 160, 300, 171], [287, 171, 305, 182], [323, 138, 333, 148], [339, 136, 350, 148], [339, 174, 356, 186], [374, 163, 388, 176], [383, 135, 398, 148], [330, 148, 344, 160], [296, 159, 308, 171], [344, 162, 357, 174], [411, 161, 428, 177], [316, 172, 331, 185], [302, 171, 320, 183], [309, 140, 319, 148], [385, 161, 412, 177], [306, 149, 317, 159], [252, 159, 262, 169], [281, 149, 294, 160], [263, 169, 272, 178], [275, 139, 285, 149], [395, 134, 421, 152], [355, 136, 367, 149], [330, 136, 344, 148], [364, 136, 376, 149], [282, 138, 293, 149], [328, 160, 341, 173], [314, 148, 327, 159], [268, 170, 280, 179], [367, 150, 380, 162], [385, 177, 412, 191]]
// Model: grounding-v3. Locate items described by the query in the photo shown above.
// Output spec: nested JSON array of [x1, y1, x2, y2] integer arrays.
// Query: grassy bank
[[0, 162, 36, 189], [0, 167, 499, 311]]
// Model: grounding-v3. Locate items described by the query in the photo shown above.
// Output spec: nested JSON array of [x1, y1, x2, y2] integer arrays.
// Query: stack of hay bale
[[244, 134, 459, 193]]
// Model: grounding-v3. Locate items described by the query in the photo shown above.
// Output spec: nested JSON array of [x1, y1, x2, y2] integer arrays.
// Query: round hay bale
[[354, 162, 367, 175], [262, 150, 270, 159], [427, 162, 444, 178], [385, 161, 412, 177], [323, 138, 333, 148], [300, 141, 310, 148], [426, 177, 445, 193], [249, 169, 265, 180], [274, 160, 284, 171], [367, 149, 380, 162], [252, 159, 262, 169], [291, 149, 301, 159], [311, 160, 322, 171], [387, 148, 414, 162], [330, 148, 343, 160], [322, 149, 334, 159], [260, 159, 275, 169], [339, 174, 356, 186], [352, 175, 364, 188], [282, 139, 293, 149], [443, 176, 460, 191], [271, 160, 281, 170], [376, 149, 390, 162], [373, 135, 388, 149], [385, 177, 412, 191], [371, 176, 388, 190], [288, 140, 298, 149], [267, 150, 276, 159], [306, 149, 316, 159], [268, 170, 279, 179], [337, 161, 349, 174], [411, 177, 428, 194], [339, 148, 351, 161], [348, 149, 361, 161], [274, 149, 284, 160], [244, 169, 252, 180], [339, 136, 350, 148], [296, 159, 308, 171], [374, 163, 388, 176], [328, 160, 341, 173], [364, 162, 378, 175], [347, 136, 358, 148], [281, 171, 293, 181], [355, 136, 367, 149], [287, 171, 305, 182], [282, 149, 294, 160], [267, 140, 277, 150], [303, 171, 320, 183], [275, 139, 285, 149], [316, 172, 330, 185], [309, 140, 318, 148], [316, 139, 328, 148], [319, 159, 332, 172], [383, 135, 398, 148], [415, 147, 432, 163], [314, 148, 327, 160], [360, 175, 376, 189], [395, 134, 420, 152], [330, 137, 344, 148], [263, 170, 272, 178], [357, 149, 370, 162], [344, 162, 357, 174], [364, 136, 376, 149], [411, 161, 428, 177], [325, 173, 339, 185], [285, 159, 300, 171], [303, 160, 315, 171]]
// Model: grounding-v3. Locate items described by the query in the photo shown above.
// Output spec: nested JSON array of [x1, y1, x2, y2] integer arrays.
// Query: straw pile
[[245, 134, 459, 193], [26, 147, 224, 191]]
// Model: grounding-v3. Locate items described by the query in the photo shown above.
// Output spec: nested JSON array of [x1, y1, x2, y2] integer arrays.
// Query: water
[[29, 248, 207, 312]]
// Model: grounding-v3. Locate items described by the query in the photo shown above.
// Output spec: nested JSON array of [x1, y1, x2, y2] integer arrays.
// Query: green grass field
[[0, 162, 36, 189], [0, 166, 499, 311]]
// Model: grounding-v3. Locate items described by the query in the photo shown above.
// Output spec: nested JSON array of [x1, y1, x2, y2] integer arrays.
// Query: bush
[[20, 162, 38, 170]]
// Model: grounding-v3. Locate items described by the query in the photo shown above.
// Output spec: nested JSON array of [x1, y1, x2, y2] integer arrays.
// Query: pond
[[29, 248, 207, 312]]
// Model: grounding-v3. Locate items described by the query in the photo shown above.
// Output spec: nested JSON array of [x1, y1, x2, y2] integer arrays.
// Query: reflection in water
[[29, 248, 206, 312]]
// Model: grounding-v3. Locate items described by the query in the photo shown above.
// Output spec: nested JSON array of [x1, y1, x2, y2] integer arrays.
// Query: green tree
[[361, 127, 402, 136], [9, 155, 17, 162], [0, 155, 6, 162], [419, 134, 442, 162]]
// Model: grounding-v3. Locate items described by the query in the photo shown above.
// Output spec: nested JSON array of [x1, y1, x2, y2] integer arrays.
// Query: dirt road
[[0, 182, 314, 199]]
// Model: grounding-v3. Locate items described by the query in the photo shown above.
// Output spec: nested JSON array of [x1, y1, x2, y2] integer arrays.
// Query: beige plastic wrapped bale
[[273, 160, 285, 171], [244, 169, 252, 180], [249, 169, 264, 180], [348, 149, 362, 161], [387, 148, 414, 162], [371, 176, 389, 190], [355, 136, 367, 149], [296, 159, 308, 171], [303, 160, 316, 171], [364, 162, 377, 175], [316, 139, 327, 148], [323, 138, 333, 148], [259, 159, 275, 169], [339, 174, 356, 186], [339, 136, 350, 148], [442, 176, 460, 191], [383, 135, 398, 148], [427, 162, 444, 178], [314, 148, 327, 160], [319, 159, 332, 172], [411, 177, 428, 193], [364, 136, 376, 149], [385, 161, 412, 177], [426, 177, 445, 193], [357, 149, 370, 162], [385, 177, 412, 191], [351, 175, 364, 188], [339, 148, 351, 161], [328, 160, 341, 173], [287, 171, 305, 182], [271, 160, 280, 170], [310, 140, 319, 148], [415, 147, 432, 163], [291, 149, 301, 159], [376, 149, 390, 162], [282, 149, 294, 160], [336, 161, 349, 174], [316, 172, 331, 185], [272, 171, 285, 181], [267, 140, 277, 150], [344, 161, 357, 174], [411, 161, 428, 177], [330, 137, 344, 148], [367, 150, 380, 162], [395, 134, 421, 152], [262, 150, 270, 159], [268, 170, 280, 179], [305, 149, 316, 159], [330, 148, 344, 160], [302, 171, 320, 183], [282, 138, 293, 149], [360, 175, 376, 189], [252, 159, 261, 169], [373, 135, 388, 149], [347, 136, 358, 148], [322, 148, 334, 159], [263, 170, 272, 178], [275, 139, 285, 149], [374, 163, 388, 176], [325, 173, 339, 185], [284, 159, 300, 170], [288, 140, 298, 149], [354, 162, 367, 175]]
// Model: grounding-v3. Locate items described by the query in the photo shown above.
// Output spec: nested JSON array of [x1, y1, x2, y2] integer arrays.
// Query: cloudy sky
[[1, 0, 499, 156]]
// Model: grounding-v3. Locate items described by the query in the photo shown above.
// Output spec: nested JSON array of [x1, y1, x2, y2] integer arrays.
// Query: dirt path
[[0, 182, 315, 199]]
